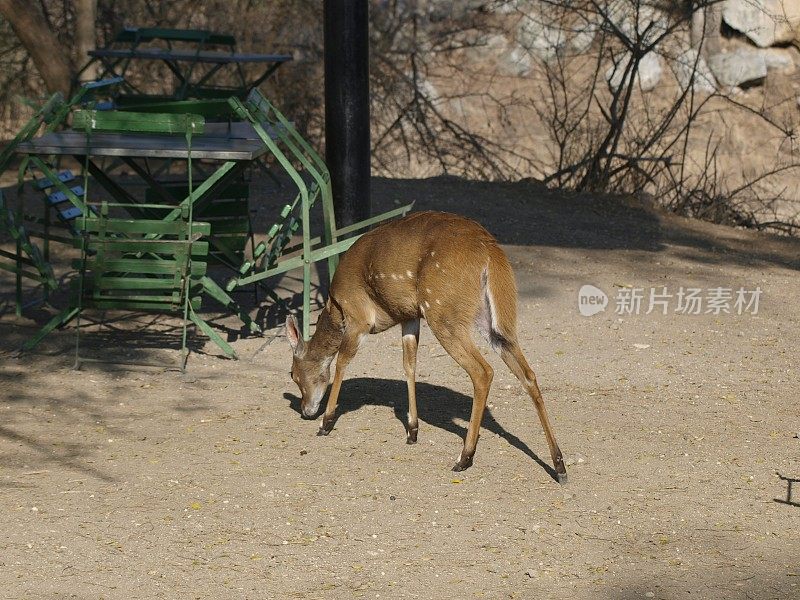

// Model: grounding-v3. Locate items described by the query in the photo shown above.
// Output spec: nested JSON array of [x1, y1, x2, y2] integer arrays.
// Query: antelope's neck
[[306, 306, 344, 361]]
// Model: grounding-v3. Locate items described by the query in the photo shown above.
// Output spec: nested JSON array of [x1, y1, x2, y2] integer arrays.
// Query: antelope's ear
[[285, 314, 304, 355]]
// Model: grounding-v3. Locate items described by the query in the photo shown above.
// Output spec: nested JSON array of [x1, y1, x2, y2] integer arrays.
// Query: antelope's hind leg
[[401, 319, 421, 444], [500, 342, 567, 484], [428, 322, 493, 471]]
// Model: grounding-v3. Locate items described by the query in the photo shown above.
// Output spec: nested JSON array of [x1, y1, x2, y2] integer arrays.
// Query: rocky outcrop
[[761, 47, 796, 72], [605, 51, 662, 92], [721, 0, 800, 48], [708, 48, 768, 87], [467, 1, 800, 95]]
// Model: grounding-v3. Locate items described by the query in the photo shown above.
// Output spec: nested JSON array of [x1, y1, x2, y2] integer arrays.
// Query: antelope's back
[[331, 212, 507, 321]]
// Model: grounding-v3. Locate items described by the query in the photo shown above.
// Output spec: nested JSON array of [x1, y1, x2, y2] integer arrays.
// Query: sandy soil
[[0, 176, 798, 599]]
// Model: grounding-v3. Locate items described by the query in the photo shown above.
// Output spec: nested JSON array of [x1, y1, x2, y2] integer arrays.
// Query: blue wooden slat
[[36, 170, 75, 189], [47, 186, 84, 204], [59, 207, 82, 221]]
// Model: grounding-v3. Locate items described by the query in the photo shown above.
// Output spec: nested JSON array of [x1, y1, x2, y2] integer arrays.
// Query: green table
[[83, 26, 292, 102], [13, 122, 270, 337]]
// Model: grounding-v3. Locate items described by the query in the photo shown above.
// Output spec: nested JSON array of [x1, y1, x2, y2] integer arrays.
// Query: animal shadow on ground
[[284, 377, 558, 480]]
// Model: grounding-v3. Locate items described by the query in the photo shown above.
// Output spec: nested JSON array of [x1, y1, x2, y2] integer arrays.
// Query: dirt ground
[[1, 176, 799, 599]]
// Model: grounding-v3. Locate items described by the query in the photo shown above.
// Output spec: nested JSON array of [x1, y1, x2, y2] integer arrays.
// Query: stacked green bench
[[19, 108, 256, 363], [0, 79, 122, 315], [22, 202, 233, 369]]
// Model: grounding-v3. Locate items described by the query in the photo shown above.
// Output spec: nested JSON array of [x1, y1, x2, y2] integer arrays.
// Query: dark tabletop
[[16, 123, 272, 160], [89, 48, 293, 65]]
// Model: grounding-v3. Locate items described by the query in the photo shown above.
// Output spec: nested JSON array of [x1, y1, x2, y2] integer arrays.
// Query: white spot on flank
[[431, 251, 436, 256], [435, 262, 440, 268], [435, 299, 441, 305], [406, 270, 413, 278], [424, 301, 430, 309], [391, 273, 398, 280], [425, 288, 431, 294], [379, 273, 385, 278]]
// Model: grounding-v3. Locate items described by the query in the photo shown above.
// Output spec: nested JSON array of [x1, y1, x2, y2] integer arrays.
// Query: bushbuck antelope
[[285, 211, 567, 481]]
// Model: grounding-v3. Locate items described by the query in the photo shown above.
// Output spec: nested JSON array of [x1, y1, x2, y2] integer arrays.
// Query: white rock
[[507, 45, 535, 76], [761, 47, 796, 72], [606, 51, 663, 92], [672, 48, 717, 93], [722, 0, 800, 48], [469, 33, 535, 76], [708, 48, 768, 87], [516, 13, 566, 61], [607, 0, 670, 45], [569, 22, 598, 54]]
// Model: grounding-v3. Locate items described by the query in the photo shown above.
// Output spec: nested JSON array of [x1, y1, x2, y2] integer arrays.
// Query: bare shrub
[[0, 0, 798, 234]]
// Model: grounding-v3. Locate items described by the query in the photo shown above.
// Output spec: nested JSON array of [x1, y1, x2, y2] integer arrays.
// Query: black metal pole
[[324, 0, 371, 227]]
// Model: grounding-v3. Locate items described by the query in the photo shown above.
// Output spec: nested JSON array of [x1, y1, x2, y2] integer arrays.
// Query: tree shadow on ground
[[284, 377, 558, 480], [372, 176, 800, 272]]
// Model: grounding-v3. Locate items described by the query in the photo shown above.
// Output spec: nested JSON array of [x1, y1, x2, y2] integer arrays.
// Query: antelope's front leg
[[318, 327, 365, 436], [401, 319, 420, 444]]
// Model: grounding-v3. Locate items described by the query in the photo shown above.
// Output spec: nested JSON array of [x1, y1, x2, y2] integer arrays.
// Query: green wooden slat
[[301, 203, 414, 250], [80, 218, 211, 236], [189, 311, 237, 359], [84, 297, 202, 312], [20, 307, 80, 352], [73, 110, 205, 135], [93, 277, 184, 290], [84, 240, 209, 255], [72, 258, 208, 276]]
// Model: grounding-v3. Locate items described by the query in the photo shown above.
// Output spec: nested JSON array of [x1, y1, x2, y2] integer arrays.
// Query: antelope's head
[[285, 315, 331, 418]]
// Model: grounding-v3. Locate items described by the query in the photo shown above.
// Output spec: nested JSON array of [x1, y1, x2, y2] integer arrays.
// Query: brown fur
[[287, 211, 567, 480]]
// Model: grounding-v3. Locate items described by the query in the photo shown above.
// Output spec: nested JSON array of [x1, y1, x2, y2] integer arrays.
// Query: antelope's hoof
[[556, 471, 569, 485], [317, 423, 333, 436], [406, 429, 418, 444], [452, 455, 473, 472]]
